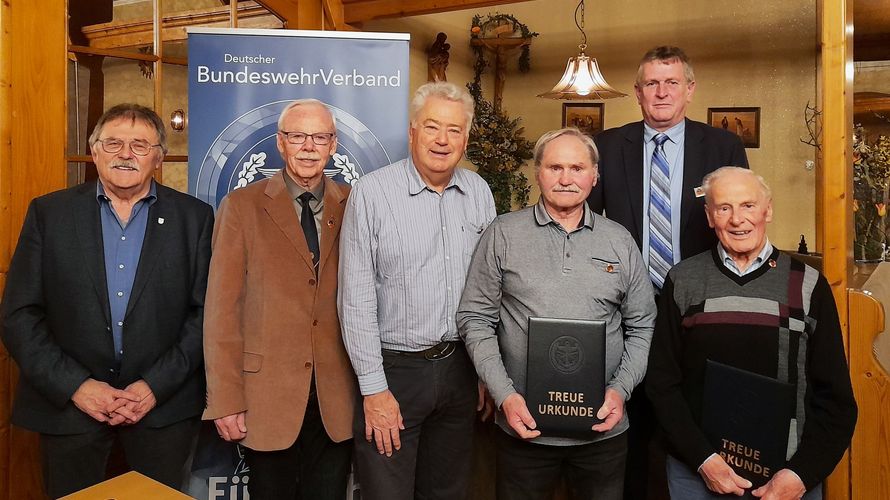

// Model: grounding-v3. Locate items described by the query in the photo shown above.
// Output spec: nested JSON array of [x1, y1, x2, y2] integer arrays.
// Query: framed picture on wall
[[707, 107, 761, 148], [562, 103, 605, 137]]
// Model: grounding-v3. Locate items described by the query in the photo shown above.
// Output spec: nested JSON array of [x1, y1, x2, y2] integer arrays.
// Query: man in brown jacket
[[203, 99, 356, 500]]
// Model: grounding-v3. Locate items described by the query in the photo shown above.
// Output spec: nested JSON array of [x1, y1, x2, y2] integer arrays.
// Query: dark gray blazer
[[587, 118, 749, 261], [1, 181, 213, 434]]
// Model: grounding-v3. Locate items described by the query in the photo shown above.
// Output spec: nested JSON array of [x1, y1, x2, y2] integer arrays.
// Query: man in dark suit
[[588, 46, 748, 267], [1, 104, 213, 498], [586, 46, 748, 499]]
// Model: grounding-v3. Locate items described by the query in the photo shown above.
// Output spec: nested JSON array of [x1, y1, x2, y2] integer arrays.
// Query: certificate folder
[[701, 360, 795, 488], [525, 317, 606, 438]]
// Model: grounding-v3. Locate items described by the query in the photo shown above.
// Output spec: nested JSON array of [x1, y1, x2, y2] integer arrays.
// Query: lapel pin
[[606, 264, 614, 273], [693, 186, 705, 198], [768, 259, 777, 268], [327, 218, 335, 227], [158, 217, 165, 224]]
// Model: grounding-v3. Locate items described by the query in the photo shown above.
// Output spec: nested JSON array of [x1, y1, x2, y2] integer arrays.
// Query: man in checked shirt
[[338, 81, 496, 500]]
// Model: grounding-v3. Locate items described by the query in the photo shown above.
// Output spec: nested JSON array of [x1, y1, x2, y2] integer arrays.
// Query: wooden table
[[60, 471, 192, 499]]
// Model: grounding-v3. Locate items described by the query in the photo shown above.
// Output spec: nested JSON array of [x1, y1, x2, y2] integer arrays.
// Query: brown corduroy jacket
[[203, 171, 356, 451]]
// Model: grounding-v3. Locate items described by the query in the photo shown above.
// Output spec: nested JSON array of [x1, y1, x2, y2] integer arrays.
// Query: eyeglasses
[[95, 138, 161, 156], [279, 130, 335, 146]]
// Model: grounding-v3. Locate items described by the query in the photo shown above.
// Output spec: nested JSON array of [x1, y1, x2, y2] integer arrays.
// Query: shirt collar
[[643, 119, 686, 145], [96, 180, 158, 206], [718, 238, 774, 273], [533, 198, 595, 231], [405, 156, 465, 196], [283, 169, 325, 201]]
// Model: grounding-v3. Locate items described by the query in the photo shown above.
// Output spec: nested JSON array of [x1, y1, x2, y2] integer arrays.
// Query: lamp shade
[[538, 52, 626, 100]]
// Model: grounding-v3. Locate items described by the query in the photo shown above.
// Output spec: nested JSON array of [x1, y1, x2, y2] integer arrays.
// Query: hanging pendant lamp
[[538, 0, 626, 100]]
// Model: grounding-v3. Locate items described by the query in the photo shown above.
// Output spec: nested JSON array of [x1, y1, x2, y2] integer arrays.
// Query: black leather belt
[[382, 341, 459, 360]]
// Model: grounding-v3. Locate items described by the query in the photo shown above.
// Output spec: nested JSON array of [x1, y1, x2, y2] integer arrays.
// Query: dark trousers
[[354, 346, 478, 500], [243, 394, 352, 500], [496, 429, 628, 500], [40, 416, 200, 499], [625, 380, 669, 500]]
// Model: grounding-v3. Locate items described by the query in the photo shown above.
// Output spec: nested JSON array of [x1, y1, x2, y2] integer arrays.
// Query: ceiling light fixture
[[538, 0, 626, 100]]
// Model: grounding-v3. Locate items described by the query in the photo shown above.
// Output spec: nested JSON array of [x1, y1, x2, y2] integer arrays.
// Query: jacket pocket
[[243, 351, 263, 373]]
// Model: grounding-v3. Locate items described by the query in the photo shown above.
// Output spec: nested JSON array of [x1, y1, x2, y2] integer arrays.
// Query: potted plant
[[853, 125, 890, 261]]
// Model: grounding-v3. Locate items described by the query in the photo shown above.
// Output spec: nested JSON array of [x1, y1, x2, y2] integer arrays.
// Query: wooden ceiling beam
[[256, 0, 323, 29], [83, 1, 281, 49], [342, 0, 533, 24], [322, 0, 357, 31]]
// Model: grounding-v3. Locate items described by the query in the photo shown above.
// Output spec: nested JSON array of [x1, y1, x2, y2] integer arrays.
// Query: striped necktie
[[648, 133, 673, 288]]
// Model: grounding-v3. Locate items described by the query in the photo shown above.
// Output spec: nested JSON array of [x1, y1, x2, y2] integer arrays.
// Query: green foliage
[[853, 125, 890, 261], [466, 13, 538, 214], [466, 95, 533, 214]]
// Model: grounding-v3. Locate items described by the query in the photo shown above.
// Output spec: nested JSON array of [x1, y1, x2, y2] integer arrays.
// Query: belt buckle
[[424, 342, 455, 360]]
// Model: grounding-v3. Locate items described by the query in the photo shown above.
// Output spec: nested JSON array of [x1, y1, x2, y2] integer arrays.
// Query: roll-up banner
[[188, 27, 410, 209], [186, 27, 409, 499]]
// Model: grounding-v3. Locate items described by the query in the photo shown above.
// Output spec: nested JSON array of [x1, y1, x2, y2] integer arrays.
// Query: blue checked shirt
[[338, 158, 496, 395]]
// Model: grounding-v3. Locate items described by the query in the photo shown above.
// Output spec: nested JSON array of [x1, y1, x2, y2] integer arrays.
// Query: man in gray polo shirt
[[457, 128, 656, 500]]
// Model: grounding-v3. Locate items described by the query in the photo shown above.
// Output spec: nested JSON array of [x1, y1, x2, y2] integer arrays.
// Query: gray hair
[[410, 81, 474, 131], [702, 166, 772, 204], [636, 46, 695, 85], [88, 103, 168, 155], [533, 128, 599, 170], [277, 98, 336, 130]]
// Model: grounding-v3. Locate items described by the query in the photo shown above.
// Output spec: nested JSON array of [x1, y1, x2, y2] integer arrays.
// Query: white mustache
[[111, 161, 137, 170], [292, 153, 322, 161], [552, 187, 580, 193]]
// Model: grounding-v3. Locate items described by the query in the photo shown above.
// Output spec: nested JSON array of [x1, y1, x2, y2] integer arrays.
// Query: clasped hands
[[71, 378, 157, 426], [699, 454, 806, 500]]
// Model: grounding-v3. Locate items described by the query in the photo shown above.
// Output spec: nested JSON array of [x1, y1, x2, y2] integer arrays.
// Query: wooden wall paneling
[[3, 0, 69, 498], [154, 0, 163, 184], [819, 1, 854, 321], [848, 290, 889, 500], [820, 0, 854, 498], [0, 0, 11, 497], [0, 2, 9, 493]]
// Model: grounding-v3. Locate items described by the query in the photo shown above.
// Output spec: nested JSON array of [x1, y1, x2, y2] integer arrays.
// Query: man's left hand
[[109, 380, 157, 425], [751, 469, 806, 500], [477, 381, 494, 422], [592, 388, 624, 432]]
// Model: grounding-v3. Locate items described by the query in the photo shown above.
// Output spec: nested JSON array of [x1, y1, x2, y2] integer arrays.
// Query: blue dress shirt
[[97, 181, 157, 361]]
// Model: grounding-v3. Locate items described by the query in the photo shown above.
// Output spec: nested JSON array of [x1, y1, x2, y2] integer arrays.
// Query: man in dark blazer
[[586, 47, 748, 499], [588, 47, 748, 265], [0, 104, 213, 498], [589, 119, 748, 260]]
